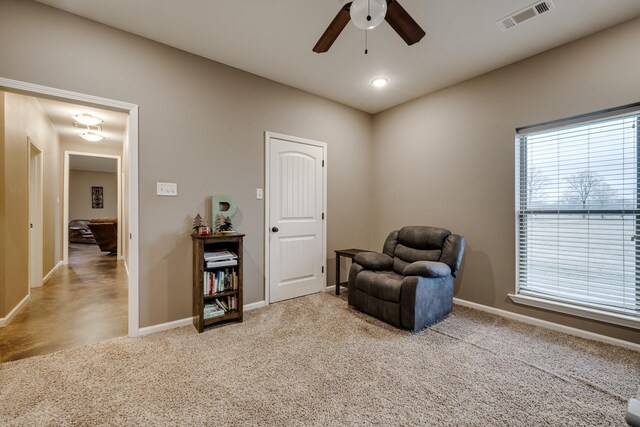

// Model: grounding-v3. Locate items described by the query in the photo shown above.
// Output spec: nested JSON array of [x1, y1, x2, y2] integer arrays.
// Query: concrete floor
[[0, 243, 127, 363]]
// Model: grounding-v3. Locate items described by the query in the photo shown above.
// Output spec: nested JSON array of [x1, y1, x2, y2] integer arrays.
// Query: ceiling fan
[[313, 0, 426, 53]]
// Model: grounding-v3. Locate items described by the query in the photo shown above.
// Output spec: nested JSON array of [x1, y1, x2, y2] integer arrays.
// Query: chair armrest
[[626, 397, 640, 427], [353, 252, 393, 271], [404, 261, 451, 278]]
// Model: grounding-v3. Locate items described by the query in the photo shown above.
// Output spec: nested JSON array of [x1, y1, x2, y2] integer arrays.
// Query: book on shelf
[[204, 250, 237, 262], [204, 250, 238, 268], [216, 299, 228, 311], [203, 268, 239, 296], [205, 295, 238, 318], [204, 303, 225, 319], [206, 259, 237, 268]]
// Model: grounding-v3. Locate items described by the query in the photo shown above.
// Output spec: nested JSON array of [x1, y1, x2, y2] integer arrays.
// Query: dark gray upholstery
[[404, 261, 451, 278], [348, 226, 465, 331], [353, 252, 393, 271]]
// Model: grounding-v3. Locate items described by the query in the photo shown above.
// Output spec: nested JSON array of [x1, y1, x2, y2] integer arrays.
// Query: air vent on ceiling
[[496, 0, 555, 31]]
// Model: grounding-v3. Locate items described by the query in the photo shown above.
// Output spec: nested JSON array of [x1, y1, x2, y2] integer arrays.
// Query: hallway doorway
[[28, 139, 44, 289], [65, 153, 122, 262], [0, 76, 139, 359]]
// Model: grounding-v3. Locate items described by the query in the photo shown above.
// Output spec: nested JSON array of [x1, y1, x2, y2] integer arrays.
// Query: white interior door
[[29, 140, 44, 288], [269, 136, 325, 303]]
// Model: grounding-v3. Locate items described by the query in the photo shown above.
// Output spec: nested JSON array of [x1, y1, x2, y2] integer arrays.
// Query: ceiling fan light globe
[[350, 0, 387, 30]]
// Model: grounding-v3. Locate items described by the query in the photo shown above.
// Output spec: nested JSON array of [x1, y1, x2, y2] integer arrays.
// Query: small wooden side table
[[334, 248, 368, 295]]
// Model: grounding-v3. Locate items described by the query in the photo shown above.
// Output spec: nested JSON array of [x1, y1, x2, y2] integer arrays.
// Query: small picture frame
[[92, 186, 103, 209]]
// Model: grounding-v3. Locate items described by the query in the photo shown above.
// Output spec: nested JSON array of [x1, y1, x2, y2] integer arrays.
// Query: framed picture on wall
[[92, 186, 104, 209]]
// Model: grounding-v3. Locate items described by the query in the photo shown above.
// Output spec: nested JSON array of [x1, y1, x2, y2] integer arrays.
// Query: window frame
[[510, 103, 640, 330]]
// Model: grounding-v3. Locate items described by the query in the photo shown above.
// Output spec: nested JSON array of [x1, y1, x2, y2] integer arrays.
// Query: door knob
[[272, 227, 279, 232]]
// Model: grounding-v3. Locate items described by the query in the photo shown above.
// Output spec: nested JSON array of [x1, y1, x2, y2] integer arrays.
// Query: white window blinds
[[516, 106, 640, 317]]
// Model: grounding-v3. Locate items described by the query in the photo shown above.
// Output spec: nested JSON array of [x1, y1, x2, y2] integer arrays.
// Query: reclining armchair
[[348, 226, 465, 331], [87, 217, 118, 254]]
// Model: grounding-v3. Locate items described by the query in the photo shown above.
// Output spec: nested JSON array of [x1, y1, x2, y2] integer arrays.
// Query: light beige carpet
[[1, 292, 638, 426]]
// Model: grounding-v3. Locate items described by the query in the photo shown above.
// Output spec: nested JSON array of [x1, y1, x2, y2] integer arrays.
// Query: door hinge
[[322, 212, 324, 220], [322, 160, 325, 167], [322, 266, 324, 274]]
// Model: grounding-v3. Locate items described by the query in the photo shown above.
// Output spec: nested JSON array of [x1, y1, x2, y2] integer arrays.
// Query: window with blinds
[[516, 105, 640, 319]]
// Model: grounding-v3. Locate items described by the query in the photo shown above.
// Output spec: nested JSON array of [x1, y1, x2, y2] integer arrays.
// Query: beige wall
[[1, 91, 61, 317], [69, 169, 118, 220], [0, 0, 373, 327], [3, 92, 29, 317], [0, 92, 5, 316], [372, 17, 640, 343]]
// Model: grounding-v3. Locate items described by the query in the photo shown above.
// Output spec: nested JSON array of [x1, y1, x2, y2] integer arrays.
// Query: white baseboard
[[508, 293, 640, 330], [137, 317, 193, 336], [136, 300, 269, 336], [453, 298, 640, 352], [0, 294, 30, 327], [42, 261, 63, 285], [244, 300, 267, 311], [124, 261, 129, 277]]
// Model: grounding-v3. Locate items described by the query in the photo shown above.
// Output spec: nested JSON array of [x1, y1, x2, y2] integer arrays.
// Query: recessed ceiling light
[[371, 77, 388, 88], [80, 131, 104, 142], [72, 113, 103, 126]]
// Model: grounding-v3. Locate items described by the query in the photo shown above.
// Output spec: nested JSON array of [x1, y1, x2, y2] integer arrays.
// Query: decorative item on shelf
[[199, 220, 211, 236], [212, 195, 237, 234], [193, 213, 203, 229], [193, 213, 211, 236], [215, 213, 234, 234]]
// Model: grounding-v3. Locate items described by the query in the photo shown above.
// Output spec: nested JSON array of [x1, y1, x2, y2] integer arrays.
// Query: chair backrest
[[382, 226, 465, 277], [87, 221, 118, 252]]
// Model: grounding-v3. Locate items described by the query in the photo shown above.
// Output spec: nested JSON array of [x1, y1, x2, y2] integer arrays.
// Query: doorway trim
[[28, 138, 44, 289], [263, 131, 327, 305], [63, 151, 122, 263], [0, 76, 141, 336]]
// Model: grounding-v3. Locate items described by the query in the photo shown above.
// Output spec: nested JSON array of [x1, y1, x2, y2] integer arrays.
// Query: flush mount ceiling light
[[80, 130, 104, 142], [72, 113, 103, 127], [350, 0, 387, 30], [371, 77, 389, 88]]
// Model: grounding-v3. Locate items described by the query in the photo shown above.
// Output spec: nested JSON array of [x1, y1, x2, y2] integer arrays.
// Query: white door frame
[[264, 131, 327, 305], [63, 151, 122, 263], [0, 76, 141, 337], [28, 138, 44, 289]]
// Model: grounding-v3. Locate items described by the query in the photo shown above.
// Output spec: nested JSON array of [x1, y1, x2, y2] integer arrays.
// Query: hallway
[[0, 244, 127, 363]]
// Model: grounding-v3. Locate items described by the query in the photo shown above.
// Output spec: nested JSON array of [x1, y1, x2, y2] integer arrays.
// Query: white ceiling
[[69, 154, 118, 173], [35, 0, 640, 114], [37, 97, 127, 146]]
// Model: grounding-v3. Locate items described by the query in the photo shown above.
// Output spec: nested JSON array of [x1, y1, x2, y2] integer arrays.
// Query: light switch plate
[[256, 188, 263, 200], [157, 182, 178, 196]]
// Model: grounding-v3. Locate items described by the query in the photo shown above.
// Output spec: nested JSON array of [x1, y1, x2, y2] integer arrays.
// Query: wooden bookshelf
[[192, 233, 244, 333]]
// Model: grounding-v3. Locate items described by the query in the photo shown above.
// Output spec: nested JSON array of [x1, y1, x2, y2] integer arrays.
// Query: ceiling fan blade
[[385, 0, 426, 46], [313, 3, 352, 53]]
